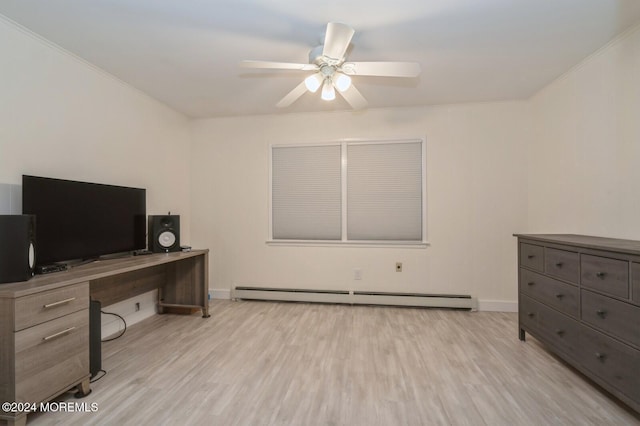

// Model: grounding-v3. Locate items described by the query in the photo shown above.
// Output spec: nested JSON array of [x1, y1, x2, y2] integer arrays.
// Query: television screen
[[22, 175, 146, 266]]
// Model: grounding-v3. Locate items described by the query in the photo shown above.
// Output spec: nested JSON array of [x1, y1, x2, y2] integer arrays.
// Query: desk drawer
[[14, 282, 89, 331], [15, 309, 89, 403], [579, 325, 640, 404], [582, 290, 640, 348], [520, 268, 578, 318], [545, 248, 579, 284], [520, 243, 544, 271], [581, 254, 629, 299]]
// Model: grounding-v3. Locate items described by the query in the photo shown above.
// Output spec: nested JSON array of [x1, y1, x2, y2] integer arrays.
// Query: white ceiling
[[1, 0, 639, 118]]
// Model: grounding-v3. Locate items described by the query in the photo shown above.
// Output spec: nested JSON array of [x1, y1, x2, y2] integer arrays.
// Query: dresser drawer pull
[[596, 309, 607, 318], [42, 326, 76, 342], [555, 329, 565, 336], [527, 312, 535, 318], [527, 254, 536, 259], [595, 352, 606, 361], [555, 262, 563, 268], [595, 272, 606, 279], [527, 281, 535, 286], [555, 293, 564, 299], [43, 297, 77, 309]]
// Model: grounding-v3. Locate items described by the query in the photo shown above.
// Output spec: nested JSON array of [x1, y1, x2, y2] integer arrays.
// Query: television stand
[[0, 249, 209, 426]]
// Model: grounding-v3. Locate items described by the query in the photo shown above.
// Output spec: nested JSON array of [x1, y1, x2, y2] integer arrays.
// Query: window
[[270, 139, 426, 246]]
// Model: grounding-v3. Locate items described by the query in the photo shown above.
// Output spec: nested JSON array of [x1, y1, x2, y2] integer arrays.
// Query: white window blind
[[270, 139, 425, 244], [271, 145, 342, 240], [347, 141, 423, 241]]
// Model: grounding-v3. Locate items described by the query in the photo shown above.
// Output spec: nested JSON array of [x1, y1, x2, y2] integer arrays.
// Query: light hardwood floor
[[26, 300, 640, 425]]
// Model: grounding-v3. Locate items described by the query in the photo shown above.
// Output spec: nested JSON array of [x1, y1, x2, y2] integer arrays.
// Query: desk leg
[[75, 378, 91, 398], [157, 287, 165, 314]]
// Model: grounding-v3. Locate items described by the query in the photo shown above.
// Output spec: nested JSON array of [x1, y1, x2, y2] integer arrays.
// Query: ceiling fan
[[240, 22, 421, 110]]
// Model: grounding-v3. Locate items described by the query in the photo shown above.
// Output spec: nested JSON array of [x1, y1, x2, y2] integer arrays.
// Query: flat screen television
[[22, 175, 146, 266]]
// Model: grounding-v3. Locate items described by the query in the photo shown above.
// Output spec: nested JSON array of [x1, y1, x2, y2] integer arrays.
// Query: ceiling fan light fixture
[[304, 73, 323, 93], [242, 22, 421, 110], [334, 73, 351, 92], [321, 80, 336, 101]]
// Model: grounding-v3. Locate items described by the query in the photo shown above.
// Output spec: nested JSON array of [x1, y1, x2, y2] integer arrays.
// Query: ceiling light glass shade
[[334, 73, 352, 92], [321, 80, 336, 101], [304, 73, 323, 93]]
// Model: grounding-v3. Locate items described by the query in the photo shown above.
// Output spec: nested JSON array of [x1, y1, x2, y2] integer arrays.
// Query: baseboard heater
[[232, 286, 477, 310]]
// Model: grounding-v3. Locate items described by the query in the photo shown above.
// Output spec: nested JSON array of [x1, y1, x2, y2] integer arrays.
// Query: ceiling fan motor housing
[[309, 46, 325, 64]]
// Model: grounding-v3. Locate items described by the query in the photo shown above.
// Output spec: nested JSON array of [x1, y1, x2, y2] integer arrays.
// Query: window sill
[[266, 240, 430, 248]]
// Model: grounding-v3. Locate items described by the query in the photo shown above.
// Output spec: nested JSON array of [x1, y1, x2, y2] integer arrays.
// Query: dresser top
[[514, 234, 640, 256]]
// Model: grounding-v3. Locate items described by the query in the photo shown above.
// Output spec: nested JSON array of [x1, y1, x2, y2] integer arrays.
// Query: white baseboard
[[477, 299, 518, 312], [100, 290, 158, 339]]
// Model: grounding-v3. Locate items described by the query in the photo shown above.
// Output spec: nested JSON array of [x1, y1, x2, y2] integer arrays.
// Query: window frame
[[268, 138, 428, 248]]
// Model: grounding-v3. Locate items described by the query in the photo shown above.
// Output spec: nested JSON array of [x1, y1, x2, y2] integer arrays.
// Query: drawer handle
[[555, 293, 564, 299], [555, 262, 563, 268], [43, 297, 76, 309], [527, 254, 536, 259], [527, 281, 535, 286], [527, 312, 535, 318], [596, 309, 607, 318], [595, 272, 606, 279], [555, 329, 565, 336], [595, 352, 606, 361], [42, 326, 76, 342]]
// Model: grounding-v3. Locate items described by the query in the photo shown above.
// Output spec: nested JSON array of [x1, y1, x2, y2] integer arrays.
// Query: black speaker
[[148, 215, 180, 253], [0, 215, 36, 284]]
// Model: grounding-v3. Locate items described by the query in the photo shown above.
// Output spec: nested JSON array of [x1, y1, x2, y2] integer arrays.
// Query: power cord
[[90, 369, 107, 383], [101, 310, 127, 342]]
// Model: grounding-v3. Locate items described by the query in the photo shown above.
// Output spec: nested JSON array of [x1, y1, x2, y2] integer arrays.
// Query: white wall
[[191, 103, 530, 309], [0, 17, 192, 235], [0, 17, 193, 330], [529, 25, 640, 238]]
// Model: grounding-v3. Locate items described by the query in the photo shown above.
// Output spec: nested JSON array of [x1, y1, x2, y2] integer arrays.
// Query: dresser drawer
[[632, 262, 640, 304], [14, 282, 89, 331], [520, 243, 544, 271], [519, 295, 579, 358], [579, 325, 640, 404], [581, 254, 629, 299], [519, 294, 539, 330], [545, 248, 579, 283], [14, 309, 89, 404], [582, 290, 640, 349], [519, 268, 579, 318], [537, 302, 580, 358]]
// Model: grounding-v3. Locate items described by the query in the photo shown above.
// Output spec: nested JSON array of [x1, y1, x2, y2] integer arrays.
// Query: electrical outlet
[[396, 262, 403, 272], [354, 268, 362, 280], [135, 302, 140, 312]]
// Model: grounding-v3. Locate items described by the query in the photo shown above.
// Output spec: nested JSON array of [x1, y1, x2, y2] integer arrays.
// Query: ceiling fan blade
[[276, 80, 308, 108], [240, 60, 318, 71], [322, 22, 355, 61], [342, 61, 421, 78], [338, 84, 368, 110]]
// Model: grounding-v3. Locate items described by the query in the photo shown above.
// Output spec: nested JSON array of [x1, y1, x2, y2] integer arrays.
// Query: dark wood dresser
[[515, 234, 640, 413]]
